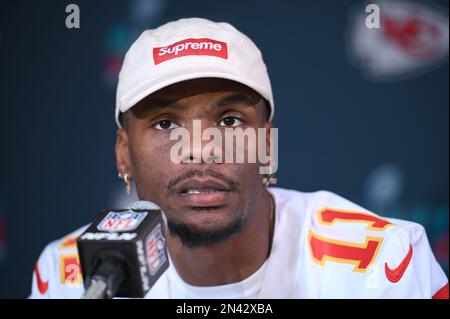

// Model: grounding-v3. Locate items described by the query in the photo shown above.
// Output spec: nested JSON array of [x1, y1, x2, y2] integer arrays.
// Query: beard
[[166, 212, 247, 248]]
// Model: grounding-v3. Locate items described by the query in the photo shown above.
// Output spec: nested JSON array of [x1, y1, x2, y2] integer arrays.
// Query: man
[[30, 18, 448, 299]]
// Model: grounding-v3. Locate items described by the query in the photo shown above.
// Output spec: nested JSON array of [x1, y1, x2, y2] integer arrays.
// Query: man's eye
[[153, 120, 180, 130], [219, 117, 242, 127]]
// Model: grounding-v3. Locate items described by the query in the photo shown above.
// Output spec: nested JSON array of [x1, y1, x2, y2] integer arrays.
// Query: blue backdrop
[[0, 0, 448, 297]]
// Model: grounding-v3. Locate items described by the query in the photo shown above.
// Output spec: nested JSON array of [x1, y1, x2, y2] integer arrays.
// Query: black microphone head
[[77, 202, 169, 298]]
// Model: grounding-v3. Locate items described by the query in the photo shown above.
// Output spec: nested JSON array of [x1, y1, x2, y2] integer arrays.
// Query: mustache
[[166, 169, 240, 192]]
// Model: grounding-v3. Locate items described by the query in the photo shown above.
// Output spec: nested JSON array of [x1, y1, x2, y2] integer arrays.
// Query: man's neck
[[166, 189, 274, 286]]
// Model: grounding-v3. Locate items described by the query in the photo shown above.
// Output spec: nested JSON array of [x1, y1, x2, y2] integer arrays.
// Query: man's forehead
[[150, 78, 260, 100], [134, 78, 262, 111]]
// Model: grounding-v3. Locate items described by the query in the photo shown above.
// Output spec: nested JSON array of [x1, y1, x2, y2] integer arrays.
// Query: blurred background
[[0, 0, 448, 298]]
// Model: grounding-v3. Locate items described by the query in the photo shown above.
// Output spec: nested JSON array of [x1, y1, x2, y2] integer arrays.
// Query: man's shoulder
[[271, 187, 401, 232], [49, 225, 89, 250], [269, 187, 448, 298], [30, 225, 88, 299], [271, 186, 423, 233]]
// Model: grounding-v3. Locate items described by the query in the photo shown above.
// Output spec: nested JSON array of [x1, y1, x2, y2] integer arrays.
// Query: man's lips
[[176, 190, 232, 207], [173, 178, 232, 194], [170, 178, 234, 207]]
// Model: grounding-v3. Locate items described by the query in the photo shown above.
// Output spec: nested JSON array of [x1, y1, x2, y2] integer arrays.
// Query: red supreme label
[[153, 38, 228, 65]]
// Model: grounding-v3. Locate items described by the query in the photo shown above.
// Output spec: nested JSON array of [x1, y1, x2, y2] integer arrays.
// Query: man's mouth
[[181, 188, 226, 194], [171, 178, 234, 207]]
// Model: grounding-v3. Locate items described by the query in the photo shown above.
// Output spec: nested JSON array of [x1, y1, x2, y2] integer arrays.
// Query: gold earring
[[118, 172, 131, 195], [262, 163, 277, 186], [263, 174, 277, 186], [124, 173, 131, 195]]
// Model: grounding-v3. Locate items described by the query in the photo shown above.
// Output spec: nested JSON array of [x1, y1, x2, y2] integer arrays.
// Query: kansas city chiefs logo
[[348, 0, 449, 81]]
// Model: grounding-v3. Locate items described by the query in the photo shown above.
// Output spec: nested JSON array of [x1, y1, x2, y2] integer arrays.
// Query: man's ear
[[115, 128, 132, 177]]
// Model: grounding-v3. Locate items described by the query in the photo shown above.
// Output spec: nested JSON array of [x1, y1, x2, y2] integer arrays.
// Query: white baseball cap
[[115, 17, 274, 127]]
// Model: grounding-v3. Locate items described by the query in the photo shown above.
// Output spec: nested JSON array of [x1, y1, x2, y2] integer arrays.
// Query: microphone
[[77, 201, 169, 299]]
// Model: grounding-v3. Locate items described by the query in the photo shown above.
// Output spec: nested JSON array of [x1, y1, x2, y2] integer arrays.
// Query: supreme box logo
[[153, 38, 228, 65]]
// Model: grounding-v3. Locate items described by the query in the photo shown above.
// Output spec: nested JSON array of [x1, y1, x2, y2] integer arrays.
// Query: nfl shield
[[145, 224, 167, 275], [97, 210, 148, 232]]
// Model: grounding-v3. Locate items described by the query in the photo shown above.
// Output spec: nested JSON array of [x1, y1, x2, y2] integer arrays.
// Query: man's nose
[[179, 119, 222, 164]]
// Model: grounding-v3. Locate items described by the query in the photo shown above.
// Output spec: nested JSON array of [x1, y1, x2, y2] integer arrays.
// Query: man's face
[[116, 78, 271, 247]]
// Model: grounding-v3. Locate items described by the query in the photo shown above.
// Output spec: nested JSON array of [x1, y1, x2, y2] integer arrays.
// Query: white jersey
[[30, 188, 449, 299]]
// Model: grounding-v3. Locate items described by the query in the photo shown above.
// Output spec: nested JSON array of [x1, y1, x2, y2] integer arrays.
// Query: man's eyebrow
[[213, 93, 259, 109], [131, 97, 185, 119]]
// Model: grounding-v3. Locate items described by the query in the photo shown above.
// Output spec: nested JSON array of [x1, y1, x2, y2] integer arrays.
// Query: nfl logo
[[97, 210, 148, 232], [145, 224, 166, 275]]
